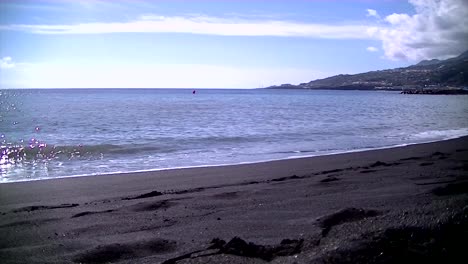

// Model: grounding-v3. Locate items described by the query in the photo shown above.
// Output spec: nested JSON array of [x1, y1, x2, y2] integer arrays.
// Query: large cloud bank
[[371, 0, 468, 60], [1, 0, 466, 62]]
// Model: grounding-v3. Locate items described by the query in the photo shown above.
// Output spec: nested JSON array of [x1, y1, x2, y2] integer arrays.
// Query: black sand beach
[[1, 137, 467, 263]]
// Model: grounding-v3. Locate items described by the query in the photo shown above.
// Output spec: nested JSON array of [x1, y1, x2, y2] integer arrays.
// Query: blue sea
[[1, 89, 467, 183]]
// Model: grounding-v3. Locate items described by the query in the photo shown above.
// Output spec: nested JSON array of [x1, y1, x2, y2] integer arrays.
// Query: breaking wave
[[411, 128, 468, 141], [0, 143, 176, 165]]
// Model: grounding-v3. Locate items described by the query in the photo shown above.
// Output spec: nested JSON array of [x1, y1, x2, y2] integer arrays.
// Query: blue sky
[[0, 0, 467, 88]]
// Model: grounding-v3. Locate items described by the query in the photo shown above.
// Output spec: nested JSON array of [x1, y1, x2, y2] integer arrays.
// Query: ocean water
[[1, 88, 467, 182]]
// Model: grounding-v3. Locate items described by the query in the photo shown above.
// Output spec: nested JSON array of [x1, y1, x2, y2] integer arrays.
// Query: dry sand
[[1, 137, 467, 263]]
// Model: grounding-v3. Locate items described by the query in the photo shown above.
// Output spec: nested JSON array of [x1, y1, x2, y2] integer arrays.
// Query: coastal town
[[268, 50, 468, 94]]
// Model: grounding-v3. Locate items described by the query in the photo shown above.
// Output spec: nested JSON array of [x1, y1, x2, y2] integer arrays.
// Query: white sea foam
[[411, 128, 468, 141]]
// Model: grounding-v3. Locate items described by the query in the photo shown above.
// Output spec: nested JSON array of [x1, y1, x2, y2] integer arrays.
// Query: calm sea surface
[[1, 89, 467, 182]]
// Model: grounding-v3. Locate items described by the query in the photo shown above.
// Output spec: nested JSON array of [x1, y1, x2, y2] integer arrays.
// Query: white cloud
[[369, 0, 468, 61], [366, 9, 380, 19], [1, 62, 331, 89], [0, 15, 373, 39], [2, 1, 465, 63], [366, 46, 379, 52], [0, 57, 15, 69]]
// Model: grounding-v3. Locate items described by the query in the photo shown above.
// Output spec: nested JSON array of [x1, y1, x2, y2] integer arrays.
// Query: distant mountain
[[267, 50, 468, 90], [416, 59, 441, 66]]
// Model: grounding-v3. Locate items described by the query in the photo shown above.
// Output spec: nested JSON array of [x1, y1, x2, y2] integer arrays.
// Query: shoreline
[[1, 136, 467, 263], [3, 134, 467, 184]]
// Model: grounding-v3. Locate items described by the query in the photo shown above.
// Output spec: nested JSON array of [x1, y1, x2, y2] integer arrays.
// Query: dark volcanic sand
[[1, 137, 467, 263]]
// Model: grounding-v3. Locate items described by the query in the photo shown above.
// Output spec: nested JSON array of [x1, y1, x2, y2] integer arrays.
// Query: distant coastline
[[266, 85, 468, 95], [266, 50, 468, 93]]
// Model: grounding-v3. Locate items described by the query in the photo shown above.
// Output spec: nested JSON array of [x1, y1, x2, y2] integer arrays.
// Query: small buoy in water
[[192, 90, 196, 94]]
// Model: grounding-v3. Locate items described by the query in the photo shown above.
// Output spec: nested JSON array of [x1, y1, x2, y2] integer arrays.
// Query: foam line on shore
[[2, 134, 467, 184]]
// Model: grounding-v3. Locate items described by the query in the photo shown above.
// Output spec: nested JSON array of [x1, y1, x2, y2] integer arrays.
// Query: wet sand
[[1, 137, 467, 263]]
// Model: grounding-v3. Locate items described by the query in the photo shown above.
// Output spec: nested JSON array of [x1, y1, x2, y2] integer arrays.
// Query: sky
[[0, 0, 467, 88]]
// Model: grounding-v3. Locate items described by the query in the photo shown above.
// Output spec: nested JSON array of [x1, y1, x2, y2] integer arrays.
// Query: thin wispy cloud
[[366, 9, 380, 19], [1, 0, 465, 71], [0, 15, 374, 39], [0, 1, 67, 12], [0, 57, 15, 69], [2, 0, 153, 10]]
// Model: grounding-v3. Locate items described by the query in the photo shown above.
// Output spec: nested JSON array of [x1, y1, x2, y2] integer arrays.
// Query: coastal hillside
[[268, 50, 468, 90]]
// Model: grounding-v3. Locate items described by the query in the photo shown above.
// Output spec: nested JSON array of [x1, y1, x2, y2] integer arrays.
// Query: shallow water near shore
[[1, 88, 467, 182]]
